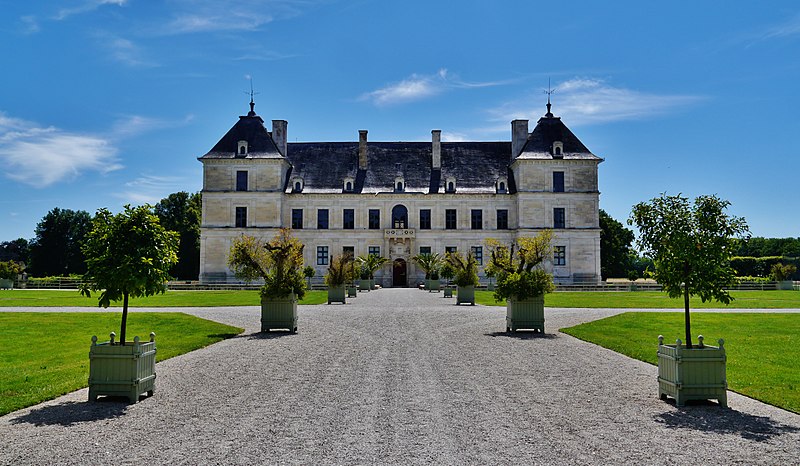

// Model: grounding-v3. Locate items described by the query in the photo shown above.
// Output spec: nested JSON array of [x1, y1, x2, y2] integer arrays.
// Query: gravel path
[[2, 289, 799, 465]]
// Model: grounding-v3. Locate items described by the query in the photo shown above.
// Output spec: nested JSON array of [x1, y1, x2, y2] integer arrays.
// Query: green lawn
[[475, 290, 800, 309], [0, 289, 328, 307], [0, 312, 243, 416], [561, 313, 800, 413]]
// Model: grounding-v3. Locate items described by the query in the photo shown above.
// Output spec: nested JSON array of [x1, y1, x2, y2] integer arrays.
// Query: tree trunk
[[120, 292, 129, 346], [683, 283, 692, 349]]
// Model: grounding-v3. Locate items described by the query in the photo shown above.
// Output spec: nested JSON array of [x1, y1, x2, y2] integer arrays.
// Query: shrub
[[0, 261, 22, 280], [772, 263, 798, 282], [227, 229, 307, 300], [485, 231, 555, 301]]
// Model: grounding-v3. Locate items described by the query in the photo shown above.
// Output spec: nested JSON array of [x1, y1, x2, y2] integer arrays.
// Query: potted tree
[[485, 267, 496, 291], [485, 231, 555, 333], [355, 254, 388, 290], [0, 260, 21, 289], [303, 265, 316, 290], [412, 252, 443, 292], [771, 263, 796, 290], [446, 251, 480, 305], [630, 193, 748, 407], [441, 263, 455, 298], [227, 228, 306, 333], [80, 205, 179, 403], [325, 254, 354, 304]]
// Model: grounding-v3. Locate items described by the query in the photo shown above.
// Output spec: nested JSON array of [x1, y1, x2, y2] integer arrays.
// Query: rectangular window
[[497, 209, 509, 230], [317, 209, 329, 229], [419, 246, 432, 255], [445, 209, 457, 230], [368, 246, 381, 257], [553, 171, 565, 192], [471, 246, 483, 266], [419, 209, 431, 230], [317, 246, 329, 265], [445, 246, 457, 254], [369, 209, 380, 230], [236, 170, 248, 191], [235, 207, 247, 228], [554, 208, 566, 229], [343, 246, 355, 259], [291, 209, 303, 229], [554, 246, 566, 266], [343, 209, 355, 230], [471, 209, 483, 230]]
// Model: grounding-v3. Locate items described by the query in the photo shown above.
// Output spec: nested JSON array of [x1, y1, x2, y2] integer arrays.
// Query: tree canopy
[[155, 191, 201, 280], [227, 229, 307, 300], [599, 209, 635, 279], [629, 193, 748, 347], [80, 205, 179, 345], [0, 238, 29, 264], [29, 208, 91, 277]]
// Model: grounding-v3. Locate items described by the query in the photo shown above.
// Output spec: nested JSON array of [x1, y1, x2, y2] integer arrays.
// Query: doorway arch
[[393, 258, 407, 287]]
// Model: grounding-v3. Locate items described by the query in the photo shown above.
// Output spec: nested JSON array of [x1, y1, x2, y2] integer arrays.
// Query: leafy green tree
[[599, 209, 635, 279], [445, 250, 480, 287], [227, 229, 307, 300], [412, 252, 443, 279], [155, 192, 201, 280], [80, 205, 179, 345], [0, 238, 30, 264], [485, 231, 556, 301], [0, 260, 22, 280], [29, 208, 92, 277], [355, 254, 388, 280], [325, 254, 355, 287], [630, 194, 748, 348]]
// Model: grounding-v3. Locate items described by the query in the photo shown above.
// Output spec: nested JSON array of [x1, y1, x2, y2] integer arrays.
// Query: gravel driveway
[[2, 289, 799, 465]]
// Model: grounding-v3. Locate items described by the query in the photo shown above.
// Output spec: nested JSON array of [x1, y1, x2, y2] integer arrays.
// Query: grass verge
[[0, 290, 328, 307], [475, 290, 800, 309], [561, 312, 800, 413], [0, 312, 243, 416]]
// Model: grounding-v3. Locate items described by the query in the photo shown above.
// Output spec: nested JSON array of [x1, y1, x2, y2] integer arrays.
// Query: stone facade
[[198, 101, 603, 286]]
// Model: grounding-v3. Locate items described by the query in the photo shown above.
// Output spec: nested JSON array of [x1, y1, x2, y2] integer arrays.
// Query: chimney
[[431, 130, 441, 169], [272, 120, 288, 156], [358, 130, 368, 170], [511, 119, 529, 160]]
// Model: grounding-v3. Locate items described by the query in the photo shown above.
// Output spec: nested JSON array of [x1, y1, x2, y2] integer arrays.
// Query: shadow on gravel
[[654, 406, 800, 442], [484, 331, 558, 340], [247, 331, 297, 340], [10, 400, 129, 427]]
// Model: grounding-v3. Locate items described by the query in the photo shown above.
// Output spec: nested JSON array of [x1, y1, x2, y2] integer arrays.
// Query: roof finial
[[244, 75, 259, 116], [544, 78, 555, 117]]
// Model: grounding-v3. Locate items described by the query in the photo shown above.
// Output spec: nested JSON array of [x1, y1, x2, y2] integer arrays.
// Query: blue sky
[[1, 1, 799, 241]]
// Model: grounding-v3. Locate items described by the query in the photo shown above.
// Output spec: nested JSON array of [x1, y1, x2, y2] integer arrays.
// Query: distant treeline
[[735, 237, 800, 258]]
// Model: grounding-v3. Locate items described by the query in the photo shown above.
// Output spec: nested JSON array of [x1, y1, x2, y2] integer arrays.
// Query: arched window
[[237, 140, 248, 156], [346, 181, 353, 191], [447, 182, 455, 192], [555, 146, 562, 155], [240, 146, 246, 154], [391, 204, 408, 228], [499, 181, 506, 192], [294, 182, 301, 191], [552, 141, 563, 157], [396, 181, 404, 192]]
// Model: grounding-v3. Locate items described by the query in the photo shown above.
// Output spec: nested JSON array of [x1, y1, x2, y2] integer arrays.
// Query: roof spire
[[244, 75, 259, 116], [544, 78, 555, 117]]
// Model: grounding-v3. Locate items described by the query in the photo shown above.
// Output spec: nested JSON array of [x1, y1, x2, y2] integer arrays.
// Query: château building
[[198, 99, 602, 286]]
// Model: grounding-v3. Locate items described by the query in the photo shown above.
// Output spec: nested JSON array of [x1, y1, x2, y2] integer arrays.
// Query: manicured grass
[[0, 312, 243, 416], [0, 290, 329, 307], [561, 312, 800, 413], [475, 290, 800, 309]]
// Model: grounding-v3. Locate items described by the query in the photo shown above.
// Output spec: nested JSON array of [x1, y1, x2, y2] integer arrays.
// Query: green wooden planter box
[[261, 295, 298, 332], [0, 278, 13, 290], [347, 285, 357, 297], [657, 335, 727, 407], [456, 285, 475, 305], [328, 285, 346, 304], [443, 286, 453, 298], [88, 332, 156, 403], [426, 279, 441, 292], [506, 295, 545, 333], [777, 280, 794, 290], [358, 279, 373, 291]]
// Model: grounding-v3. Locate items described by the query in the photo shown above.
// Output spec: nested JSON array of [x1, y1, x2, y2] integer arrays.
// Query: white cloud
[[361, 69, 511, 106], [111, 114, 194, 138], [55, 0, 128, 21], [115, 175, 187, 204], [759, 14, 800, 40], [491, 78, 704, 126], [100, 35, 158, 67], [441, 131, 468, 142], [19, 16, 40, 34], [0, 112, 122, 188]]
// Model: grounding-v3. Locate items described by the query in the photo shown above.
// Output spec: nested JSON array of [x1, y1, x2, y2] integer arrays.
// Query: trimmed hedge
[[731, 256, 800, 280]]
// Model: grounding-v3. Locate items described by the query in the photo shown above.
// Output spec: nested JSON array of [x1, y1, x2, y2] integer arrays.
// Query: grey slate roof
[[518, 114, 602, 161], [285, 142, 515, 194], [198, 114, 283, 159]]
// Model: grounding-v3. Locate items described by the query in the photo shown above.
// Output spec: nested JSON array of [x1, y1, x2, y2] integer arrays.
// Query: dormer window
[[292, 177, 303, 193], [343, 177, 354, 192], [394, 177, 405, 193], [496, 177, 508, 194], [445, 177, 456, 193], [237, 140, 248, 156], [552, 141, 563, 158]]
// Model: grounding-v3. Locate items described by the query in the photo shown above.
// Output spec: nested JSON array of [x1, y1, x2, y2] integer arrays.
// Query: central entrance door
[[393, 259, 407, 287]]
